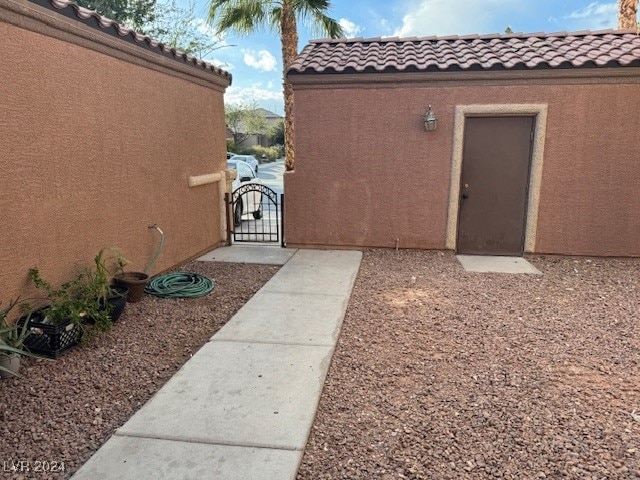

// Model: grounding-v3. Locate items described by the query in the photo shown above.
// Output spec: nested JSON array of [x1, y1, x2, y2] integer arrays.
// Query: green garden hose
[[144, 272, 215, 298]]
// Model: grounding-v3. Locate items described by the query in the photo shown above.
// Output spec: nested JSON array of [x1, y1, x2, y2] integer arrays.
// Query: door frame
[[445, 104, 548, 254]]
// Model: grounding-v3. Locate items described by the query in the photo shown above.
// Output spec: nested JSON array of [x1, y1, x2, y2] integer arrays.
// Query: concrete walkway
[[72, 248, 362, 480]]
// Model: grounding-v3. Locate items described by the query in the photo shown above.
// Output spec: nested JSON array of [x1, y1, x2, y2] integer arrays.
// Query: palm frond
[[207, 0, 278, 35], [269, 5, 282, 30], [291, 0, 343, 38]]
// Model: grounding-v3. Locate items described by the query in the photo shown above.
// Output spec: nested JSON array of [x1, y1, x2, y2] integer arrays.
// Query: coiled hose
[[144, 272, 215, 298]]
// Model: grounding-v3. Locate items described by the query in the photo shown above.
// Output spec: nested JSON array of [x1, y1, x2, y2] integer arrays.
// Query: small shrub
[[243, 145, 281, 162], [28, 267, 112, 333]]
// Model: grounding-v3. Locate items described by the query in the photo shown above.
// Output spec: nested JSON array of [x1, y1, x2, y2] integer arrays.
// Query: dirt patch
[[298, 249, 640, 480], [0, 260, 279, 480]]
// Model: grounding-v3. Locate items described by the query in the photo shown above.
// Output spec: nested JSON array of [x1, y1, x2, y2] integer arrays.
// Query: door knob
[[462, 193, 469, 199]]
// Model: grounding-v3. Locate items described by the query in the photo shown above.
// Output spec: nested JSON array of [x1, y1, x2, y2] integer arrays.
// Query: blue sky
[[190, 1, 620, 113]]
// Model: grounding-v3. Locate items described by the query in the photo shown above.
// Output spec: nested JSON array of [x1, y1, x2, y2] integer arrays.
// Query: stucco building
[[284, 30, 640, 257]]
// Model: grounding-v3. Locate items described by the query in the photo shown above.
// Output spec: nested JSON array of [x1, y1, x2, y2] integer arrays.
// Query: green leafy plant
[[94, 246, 132, 276], [28, 267, 111, 332], [82, 249, 124, 302], [79, 249, 129, 328], [111, 248, 131, 276]]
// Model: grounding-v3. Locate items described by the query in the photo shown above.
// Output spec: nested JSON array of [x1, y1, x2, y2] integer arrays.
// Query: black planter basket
[[18, 310, 83, 359]]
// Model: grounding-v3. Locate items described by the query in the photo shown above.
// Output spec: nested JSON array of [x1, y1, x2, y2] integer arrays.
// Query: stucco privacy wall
[[285, 76, 640, 256], [0, 0, 230, 302]]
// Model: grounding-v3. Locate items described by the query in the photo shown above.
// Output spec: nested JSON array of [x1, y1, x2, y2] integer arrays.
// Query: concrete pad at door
[[457, 255, 542, 274], [72, 435, 301, 480], [262, 249, 362, 295], [117, 341, 333, 451], [198, 246, 297, 265], [214, 291, 349, 346]]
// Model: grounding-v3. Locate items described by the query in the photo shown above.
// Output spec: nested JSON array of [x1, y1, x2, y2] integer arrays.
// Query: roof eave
[[16, 0, 232, 85], [287, 66, 640, 87]]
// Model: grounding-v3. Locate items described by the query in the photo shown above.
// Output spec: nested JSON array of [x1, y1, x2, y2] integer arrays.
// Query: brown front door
[[457, 116, 534, 256]]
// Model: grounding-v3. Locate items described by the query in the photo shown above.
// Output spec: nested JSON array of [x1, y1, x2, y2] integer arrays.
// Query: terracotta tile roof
[[29, 0, 231, 81], [288, 30, 640, 75]]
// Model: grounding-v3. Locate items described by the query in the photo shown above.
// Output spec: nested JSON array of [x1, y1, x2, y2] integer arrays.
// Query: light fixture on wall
[[424, 105, 437, 131]]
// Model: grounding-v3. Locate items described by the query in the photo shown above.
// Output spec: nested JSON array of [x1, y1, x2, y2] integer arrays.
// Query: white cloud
[[225, 85, 283, 105], [563, 2, 616, 29], [209, 59, 234, 71], [393, 0, 521, 37], [566, 2, 616, 19], [339, 18, 362, 38], [243, 50, 277, 72], [194, 18, 226, 44]]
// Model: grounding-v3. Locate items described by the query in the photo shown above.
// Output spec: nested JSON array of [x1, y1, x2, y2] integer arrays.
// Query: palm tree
[[207, 0, 343, 171], [618, 0, 639, 29]]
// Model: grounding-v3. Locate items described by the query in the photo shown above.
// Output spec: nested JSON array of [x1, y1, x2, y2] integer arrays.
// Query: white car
[[227, 160, 263, 225], [229, 154, 259, 174]]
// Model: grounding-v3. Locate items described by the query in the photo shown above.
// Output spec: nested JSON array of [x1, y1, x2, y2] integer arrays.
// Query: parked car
[[229, 154, 259, 174], [227, 160, 263, 224]]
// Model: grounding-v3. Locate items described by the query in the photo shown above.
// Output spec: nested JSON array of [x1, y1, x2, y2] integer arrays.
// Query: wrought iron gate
[[225, 184, 284, 246]]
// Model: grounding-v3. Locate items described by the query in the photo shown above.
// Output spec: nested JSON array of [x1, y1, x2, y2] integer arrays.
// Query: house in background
[[234, 108, 283, 148], [285, 30, 640, 257]]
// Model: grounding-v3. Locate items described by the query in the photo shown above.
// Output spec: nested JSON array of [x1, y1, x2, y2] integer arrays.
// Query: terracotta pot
[[113, 272, 149, 303]]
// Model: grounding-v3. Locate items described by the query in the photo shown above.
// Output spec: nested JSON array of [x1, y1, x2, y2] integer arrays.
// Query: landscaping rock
[[297, 249, 640, 480], [0, 260, 278, 479]]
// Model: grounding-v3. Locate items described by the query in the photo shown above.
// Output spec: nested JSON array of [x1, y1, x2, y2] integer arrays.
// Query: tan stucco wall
[[0, 15, 228, 302], [285, 76, 640, 256]]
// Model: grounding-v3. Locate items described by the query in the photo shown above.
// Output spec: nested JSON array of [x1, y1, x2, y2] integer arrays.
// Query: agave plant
[[0, 299, 37, 377]]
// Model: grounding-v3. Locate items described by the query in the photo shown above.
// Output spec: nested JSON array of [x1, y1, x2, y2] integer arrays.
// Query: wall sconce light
[[424, 105, 437, 131]]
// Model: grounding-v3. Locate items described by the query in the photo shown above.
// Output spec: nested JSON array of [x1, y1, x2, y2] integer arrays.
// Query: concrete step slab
[[72, 435, 300, 480], [198, 246, 297, 265], [262, 250, 362, 295], [214, 291, 349, 346], [116, 341, 333, 451], [457, 255, 542, 274]]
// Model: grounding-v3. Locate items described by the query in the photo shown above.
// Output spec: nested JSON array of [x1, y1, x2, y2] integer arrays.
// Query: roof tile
[[32, 0, 231, 81], [288, 30, 640, 75]]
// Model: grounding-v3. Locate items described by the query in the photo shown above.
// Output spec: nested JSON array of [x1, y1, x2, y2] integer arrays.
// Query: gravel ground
[[0, 260, 279, 480], [298, 249, 640, 480]]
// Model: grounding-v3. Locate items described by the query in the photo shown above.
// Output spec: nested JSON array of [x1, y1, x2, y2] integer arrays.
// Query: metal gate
[[225, 184, 284, 246]]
